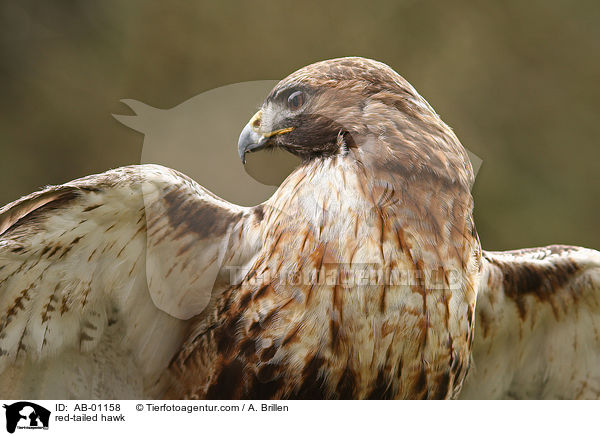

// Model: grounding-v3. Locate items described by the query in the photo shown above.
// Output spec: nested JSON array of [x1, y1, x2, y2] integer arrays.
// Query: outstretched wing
[[0, 165, 261, 399], [460, 245, 600, 399]]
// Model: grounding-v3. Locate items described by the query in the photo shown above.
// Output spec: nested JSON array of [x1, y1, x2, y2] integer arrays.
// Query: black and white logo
[[3, 402, 50, 433]]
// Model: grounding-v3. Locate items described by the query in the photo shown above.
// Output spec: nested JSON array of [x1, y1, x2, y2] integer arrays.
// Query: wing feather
[[460, 245, 600, 399], [0, 164, 261, 398]]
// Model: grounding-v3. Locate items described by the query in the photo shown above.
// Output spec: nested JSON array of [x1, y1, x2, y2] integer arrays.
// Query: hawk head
[[238, 57, 474, 188]]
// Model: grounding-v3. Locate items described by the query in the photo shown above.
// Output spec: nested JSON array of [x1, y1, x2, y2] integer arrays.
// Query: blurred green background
[[0, 0, 598, 250]]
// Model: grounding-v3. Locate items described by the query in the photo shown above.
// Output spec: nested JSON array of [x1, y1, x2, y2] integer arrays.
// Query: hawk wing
[[460, 246, 600, 399], [0, 165, 261, 399]]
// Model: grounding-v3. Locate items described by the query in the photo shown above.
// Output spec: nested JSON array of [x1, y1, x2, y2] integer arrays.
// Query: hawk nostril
[[249, 110, 262, 131]]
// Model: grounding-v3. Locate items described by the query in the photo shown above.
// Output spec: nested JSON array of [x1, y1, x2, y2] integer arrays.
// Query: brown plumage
[[0, 57, 599, 399], [163, 58, 480, 399]]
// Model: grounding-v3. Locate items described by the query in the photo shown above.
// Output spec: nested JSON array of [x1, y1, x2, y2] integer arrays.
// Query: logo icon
[[3, 402, 50, 433]]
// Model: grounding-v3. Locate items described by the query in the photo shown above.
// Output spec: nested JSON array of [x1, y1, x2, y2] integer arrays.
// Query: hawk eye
[[287, 91, 304, 111]]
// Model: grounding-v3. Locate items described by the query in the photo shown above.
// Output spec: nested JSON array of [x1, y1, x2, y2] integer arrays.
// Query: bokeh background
[[0, 0, 598, 250]]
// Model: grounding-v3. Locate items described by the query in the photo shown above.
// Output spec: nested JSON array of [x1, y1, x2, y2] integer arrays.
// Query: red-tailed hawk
[[0, 57, 598, 399]]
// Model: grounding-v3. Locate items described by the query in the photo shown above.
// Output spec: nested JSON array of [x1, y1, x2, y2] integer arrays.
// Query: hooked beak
[[238, 110, 294, 164]]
